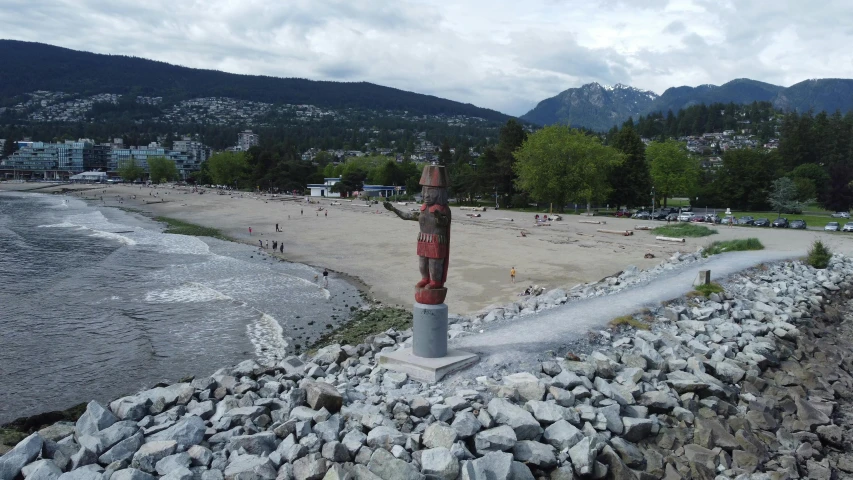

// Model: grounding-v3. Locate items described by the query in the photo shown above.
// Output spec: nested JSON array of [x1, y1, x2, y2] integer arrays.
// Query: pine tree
[[608, 127, 652, 209]]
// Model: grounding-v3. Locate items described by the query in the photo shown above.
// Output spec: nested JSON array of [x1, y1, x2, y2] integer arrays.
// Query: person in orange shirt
[[510, 267, 516, 283]]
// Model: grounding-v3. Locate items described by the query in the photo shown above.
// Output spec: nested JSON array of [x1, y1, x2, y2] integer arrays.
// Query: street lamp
[[651, 188, 655, 212], [495, 185, 498, 209]]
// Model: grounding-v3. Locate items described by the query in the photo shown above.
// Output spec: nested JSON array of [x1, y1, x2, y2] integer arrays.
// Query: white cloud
[[1, 0, 852, 115]]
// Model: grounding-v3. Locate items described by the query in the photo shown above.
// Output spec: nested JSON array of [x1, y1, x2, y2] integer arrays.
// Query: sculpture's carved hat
[[419, 164, 449, 187]]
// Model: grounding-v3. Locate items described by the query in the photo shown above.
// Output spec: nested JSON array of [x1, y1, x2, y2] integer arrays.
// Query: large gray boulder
[[621, 418, 653, 442], [451, 412, 481, 438], [423, 422, 458, 449], [146, 415, 206, 450], [20, 459, 62, 480], [366, 426, 406, 449], [459, 451, 513, 480], [0, 432, 44, 480], [512, 441, 557, 469], [303, 380, 343, 413], [543, 419, 584, 450], [226, 432, 277, 455], [155, 452, 192, 476], [131, 440, 177, 473], [525, 401, 565, 424], [77, 401, 118, 437], [223, 454, 278, 480], [569, 437, 596, 476], [99, 432, 144, 465], [420, 447, 460, 480], [367, 447, 424, 480], [502, 373, 545, 402], [474, 425, 517, 453], [80, 420, 139, 455], [487, 398, 543, 440], [110, 469, 157, 480]]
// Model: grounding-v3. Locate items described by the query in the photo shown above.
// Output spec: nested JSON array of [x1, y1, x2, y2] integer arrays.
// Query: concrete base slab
[[378, 348, 478, 383]]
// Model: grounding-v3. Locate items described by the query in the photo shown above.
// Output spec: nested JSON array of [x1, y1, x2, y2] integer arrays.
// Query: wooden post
[[656, 236, 685, 243], [694, 270, 711, 286]]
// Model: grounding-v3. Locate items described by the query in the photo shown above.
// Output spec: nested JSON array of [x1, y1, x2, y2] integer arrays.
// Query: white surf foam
[[145, 283, 233, 304], [88, 230, 137, 245], [247, 312, 290, 363]]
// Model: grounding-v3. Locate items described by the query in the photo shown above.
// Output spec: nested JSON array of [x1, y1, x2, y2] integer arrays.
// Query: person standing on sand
[[510, 267, 516, 283], [325, 210, 328, 217], [266, 240, 269, 249], [301, 209, 303, 215], [279, 243, 283, 253], [323, 269, 329, 287], [249, 227, 252, 236], [275, 223, 279, 232], [259, 239, 262, 248]]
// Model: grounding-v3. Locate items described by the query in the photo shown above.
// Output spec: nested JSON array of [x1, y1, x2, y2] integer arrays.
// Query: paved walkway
[[448, 250, 799, 377]]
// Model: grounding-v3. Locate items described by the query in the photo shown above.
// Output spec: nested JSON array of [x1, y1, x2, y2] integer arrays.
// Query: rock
[[683, 444, 715, 470], [223, 454, 278, 480], [549, 465, 575, 480], [590, 351, 619, 378], [314, 344, 346, 365], [665, 371, 709, 393], [503, 372, 545, 402], [807, 459, 832, 480], [161, 467, 193, 480], [110, 469, 158, 480], [38, 423, 76, 442], [227, 432, 278, 455], [423, 422, 459, 449], [131, 440, 177, 473], [69, 445, 97, 470], [638, 391, 678, 411], [321, 441, 350, 462], [382, 372, 408, 388], [155, 452, 192, 475], [83, 420, 139, 454], [342, 430, 368, 456], [509, 462, 535, 480], [693, 418, 739, 450], [543, 420, 584, 450], [366, 426, 406, 449], [20, 459, 62, 480], [0, 433, 44, 480], [451, 412, 481, 438], [816, 425, 843, 446], [77, 401, 118, 437], [598, 445, 638, 480], [430, 404, 454, 423], [795, 396, 831, 428], [367, 447, 424, 480], [609, 437, 645, 468], [460, 451, 513, 480], [568, 437, 596, 476], [99, 432, 144, 465], [621, 418, 653, 442], [303, 380, 343, 413], [188, 445, 213, 467], [146, 415, 206, 450], [410, 397, 431, 417], [512, 441, 557, 469], [525, 400, 566, 424], [474, 425, 517, 453], [487, 398, 543, 440], [420, 447, 460, 480], [732, 450, 759, 473]]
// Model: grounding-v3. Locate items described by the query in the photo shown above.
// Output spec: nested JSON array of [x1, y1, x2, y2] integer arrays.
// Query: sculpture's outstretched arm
[[383, 201, 419, 221]]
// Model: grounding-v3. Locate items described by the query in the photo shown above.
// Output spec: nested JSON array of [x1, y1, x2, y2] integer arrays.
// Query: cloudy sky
[[2, 0, 852, 115]]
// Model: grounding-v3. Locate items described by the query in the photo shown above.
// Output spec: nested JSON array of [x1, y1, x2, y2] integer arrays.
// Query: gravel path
[[449, 250, 799, 378]]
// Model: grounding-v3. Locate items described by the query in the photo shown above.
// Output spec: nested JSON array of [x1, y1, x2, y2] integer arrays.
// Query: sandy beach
[[4, 182, 851, 314]]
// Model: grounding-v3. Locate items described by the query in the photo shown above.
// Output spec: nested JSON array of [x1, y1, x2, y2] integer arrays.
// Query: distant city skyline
[[2, 0, 851, 116]]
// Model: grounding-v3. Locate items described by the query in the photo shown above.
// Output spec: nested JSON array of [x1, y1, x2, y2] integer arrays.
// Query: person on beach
[[266, 240, 269, 249], [275, 223, 279, 232], [323, 269, 329, 287], [301, 209, 303, 215], [510, 267, 516, 283], [273, 241, 277, 250], [325, 210, 328, 217], [249, 227, 252, 235], [258, 239, 263, 248], [279, 243, 283, 253]]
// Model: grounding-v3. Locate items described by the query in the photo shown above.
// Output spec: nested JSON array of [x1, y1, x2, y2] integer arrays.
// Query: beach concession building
[[308, 178, 342, 197]]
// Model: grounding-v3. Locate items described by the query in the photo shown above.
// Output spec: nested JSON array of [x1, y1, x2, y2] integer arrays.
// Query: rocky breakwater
[[4, 253, 853, 479]]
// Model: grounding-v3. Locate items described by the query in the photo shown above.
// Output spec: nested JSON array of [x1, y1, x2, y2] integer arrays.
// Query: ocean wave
[[144, 283, 233, 303], [246, 312, 289, 363], [37, 222, 88, 230], [88, 230, 137, 246]]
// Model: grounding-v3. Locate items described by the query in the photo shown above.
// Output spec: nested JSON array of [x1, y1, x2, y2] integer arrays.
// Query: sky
[[2, 0, 852, 116]]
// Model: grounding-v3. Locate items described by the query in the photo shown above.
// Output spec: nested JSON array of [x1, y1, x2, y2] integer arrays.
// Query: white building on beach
[[307, 178, 342, 197]]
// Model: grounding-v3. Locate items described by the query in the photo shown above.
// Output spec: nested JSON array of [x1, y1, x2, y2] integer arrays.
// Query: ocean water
[[0, 192, 361, 424]]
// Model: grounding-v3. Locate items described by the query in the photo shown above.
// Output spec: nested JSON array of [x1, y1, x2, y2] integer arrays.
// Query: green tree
[[118, 158, 145, 183], [147, 156, 179, 184], [495, 119, 528, 205], [513, 126, 623, 212], [206, 151, 249, 187], [438, 139, 453, 166], [714, 149, 779, 210], [790, 163, 829, 203], [767, 177, 804, 218], [647, 139, 698, 207], [2, 137, 17, 158], [607, 126, 651, 209]]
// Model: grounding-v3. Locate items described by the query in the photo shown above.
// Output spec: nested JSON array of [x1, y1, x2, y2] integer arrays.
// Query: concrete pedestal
[[413, 302, 448, 358], [379, 302, 478, 382]]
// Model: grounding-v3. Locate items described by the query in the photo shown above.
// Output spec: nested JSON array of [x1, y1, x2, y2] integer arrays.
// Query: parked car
[[831, 212, 850, 218], [704, 214, 721, 223], [678, 211, 694, 222], [720, 216, 738, 225], [651, 210, 669, 220], [739, 216, 755, 225], [790, 220, 807, 229], [689, 214, 706, 222], [754, 218, 771, 227], [665, 213, 679, 222], [771, 218, 789, 228], [826, 222, 840, 231], [843, 222, 853, 232], [632, 211, 651, 220], [614, 209, 631, 217]]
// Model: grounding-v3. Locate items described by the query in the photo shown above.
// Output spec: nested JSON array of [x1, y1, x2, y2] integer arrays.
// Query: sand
[[4, 181, 851, 314]]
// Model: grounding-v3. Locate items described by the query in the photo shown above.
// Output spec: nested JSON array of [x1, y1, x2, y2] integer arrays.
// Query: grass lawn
[[704, 238, 764, 256], [652, 223, 717, 237]]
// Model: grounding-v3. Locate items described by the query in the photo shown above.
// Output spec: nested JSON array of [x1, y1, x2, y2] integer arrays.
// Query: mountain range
[[0, 40, 511, 123], [521, 78, 853, 131]]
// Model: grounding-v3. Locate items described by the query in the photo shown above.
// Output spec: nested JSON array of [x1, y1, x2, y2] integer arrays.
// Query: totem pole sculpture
[[383, 165, 465, 364]]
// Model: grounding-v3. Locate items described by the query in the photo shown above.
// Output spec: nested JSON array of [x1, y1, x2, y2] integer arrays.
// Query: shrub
[[652, 223, 717, 237], [807, 240, 832, 269], [510, 193, 530, 209], [704, 238, 764, 256], [609, 315, 650, 330], [694, 282, 724, 297]]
